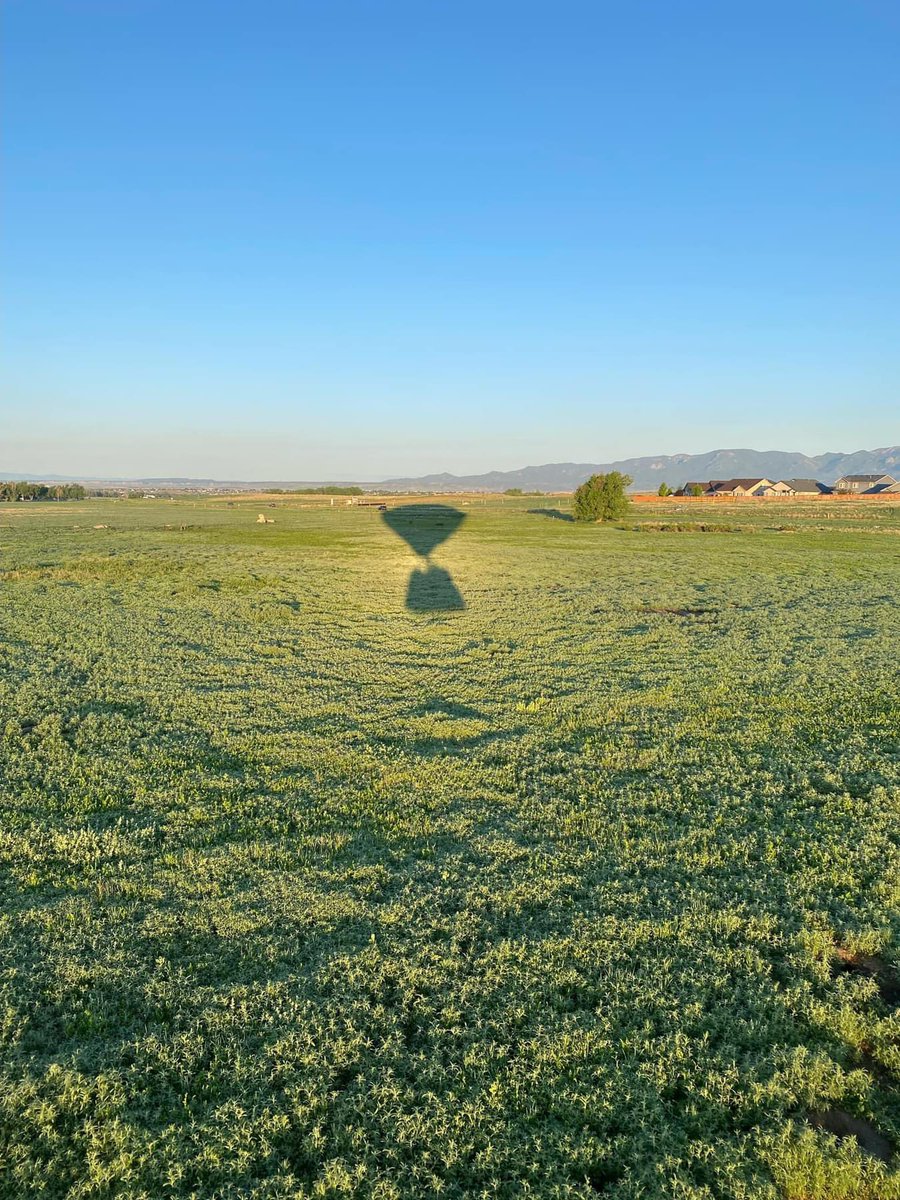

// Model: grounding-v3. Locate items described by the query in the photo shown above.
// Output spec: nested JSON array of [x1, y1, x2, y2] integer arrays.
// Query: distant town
[[673, 473, 900, 497]]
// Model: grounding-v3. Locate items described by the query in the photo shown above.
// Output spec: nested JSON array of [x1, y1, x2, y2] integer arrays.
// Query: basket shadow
[[406, 565, 466, 611]]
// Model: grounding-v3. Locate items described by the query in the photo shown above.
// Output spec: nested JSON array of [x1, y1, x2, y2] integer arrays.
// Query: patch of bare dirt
[[808, 1108, 892, 1162], [833, 946, 900, 1005]]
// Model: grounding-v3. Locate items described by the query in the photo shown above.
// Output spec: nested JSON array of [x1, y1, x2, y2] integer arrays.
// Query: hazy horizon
[[4, 439, 899, 485]]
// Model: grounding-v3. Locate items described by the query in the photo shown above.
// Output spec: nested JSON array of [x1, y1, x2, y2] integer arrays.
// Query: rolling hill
[[378, 446, 900, 492]]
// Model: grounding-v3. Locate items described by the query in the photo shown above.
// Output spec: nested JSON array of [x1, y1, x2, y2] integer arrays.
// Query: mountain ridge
[[379, 446, 900, 491], [2, 446, 898, 492]]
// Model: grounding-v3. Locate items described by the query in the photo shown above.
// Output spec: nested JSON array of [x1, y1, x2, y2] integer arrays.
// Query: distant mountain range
[[378, 446, 900, 492], [3, 446, 898, 492]]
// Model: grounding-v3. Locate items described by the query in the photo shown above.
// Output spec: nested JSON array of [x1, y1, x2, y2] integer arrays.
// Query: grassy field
[[1, 495, 899, 1199]]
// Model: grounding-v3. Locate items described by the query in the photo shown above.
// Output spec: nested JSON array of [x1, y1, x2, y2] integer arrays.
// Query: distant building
[[833, 473, 897, 493], [783, 479, 831, 495], [674, 481, 712, 496], [708, 478, 794, 497], [674, 477, 795, 497]]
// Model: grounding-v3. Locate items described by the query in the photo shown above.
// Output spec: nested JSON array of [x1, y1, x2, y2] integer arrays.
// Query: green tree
[[657, 482, 672, 497], [572, 471, 632, 522], [689, 484, 704, 497], [290, 485, 364, 496], [0, 481, 85, 502], [504, 488, 523, 496]]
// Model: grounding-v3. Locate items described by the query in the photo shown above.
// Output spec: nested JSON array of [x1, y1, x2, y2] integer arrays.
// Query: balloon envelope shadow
[[381, 505, 467, 611]]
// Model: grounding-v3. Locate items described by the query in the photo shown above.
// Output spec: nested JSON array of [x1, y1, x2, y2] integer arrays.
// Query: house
[[832, 473, 897, 493], [674, 481, 712, 496], [708, 478, 770, 496], [708, 478, 794, 497], [675, 477, 794, 497], [783, 478, 831, 495]]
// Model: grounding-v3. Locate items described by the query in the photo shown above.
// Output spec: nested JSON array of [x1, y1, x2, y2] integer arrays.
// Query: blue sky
[[3, 0, 898, 479]]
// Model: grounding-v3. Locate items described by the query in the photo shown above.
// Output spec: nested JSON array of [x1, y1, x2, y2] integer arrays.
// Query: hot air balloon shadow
[[381, 505, 467, 611]]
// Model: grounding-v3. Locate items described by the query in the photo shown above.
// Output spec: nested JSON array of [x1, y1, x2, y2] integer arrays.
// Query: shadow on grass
[[406, 565, 465, 611], [528, 508, 574, 522], [415, 697, 486, 720], [381, 505, 467, 611]]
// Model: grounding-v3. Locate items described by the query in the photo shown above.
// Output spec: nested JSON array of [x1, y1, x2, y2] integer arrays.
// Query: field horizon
[[3, 442, 899, 495]]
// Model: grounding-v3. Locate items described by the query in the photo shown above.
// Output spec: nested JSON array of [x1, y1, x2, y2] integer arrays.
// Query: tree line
[[0, 481, 87, 501], [266, 486, 364, 495]]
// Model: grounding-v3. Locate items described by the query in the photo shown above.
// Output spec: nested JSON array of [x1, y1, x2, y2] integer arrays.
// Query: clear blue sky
[[3, 0, 898, 479]]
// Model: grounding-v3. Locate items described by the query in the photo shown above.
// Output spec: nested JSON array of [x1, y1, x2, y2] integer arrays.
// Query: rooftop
[[839, 473, 893, 483]]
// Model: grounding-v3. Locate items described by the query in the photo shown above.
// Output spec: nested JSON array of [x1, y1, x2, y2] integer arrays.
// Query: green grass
[[1, 496, 900, 1199]]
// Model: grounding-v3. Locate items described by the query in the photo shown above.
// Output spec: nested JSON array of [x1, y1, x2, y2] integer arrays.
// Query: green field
[[2, 496, 899, 1199]]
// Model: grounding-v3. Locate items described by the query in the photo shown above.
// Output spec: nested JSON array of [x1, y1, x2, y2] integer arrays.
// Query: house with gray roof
[[708, 478, 795, 496], [833, 473, 897, 493], [674, 481, 712, 496], [783, 479, 831, 495], [676, 477, 797, 497]]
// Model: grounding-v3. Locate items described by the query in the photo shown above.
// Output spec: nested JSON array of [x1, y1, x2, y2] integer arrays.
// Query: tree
[[657, 482, 672, 497], [504, 488, 523, 496], [291, 485, 363, 496], [689, 484, 704, 497], [572, 471, 632, 522], [0, 481, 85, 502]]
